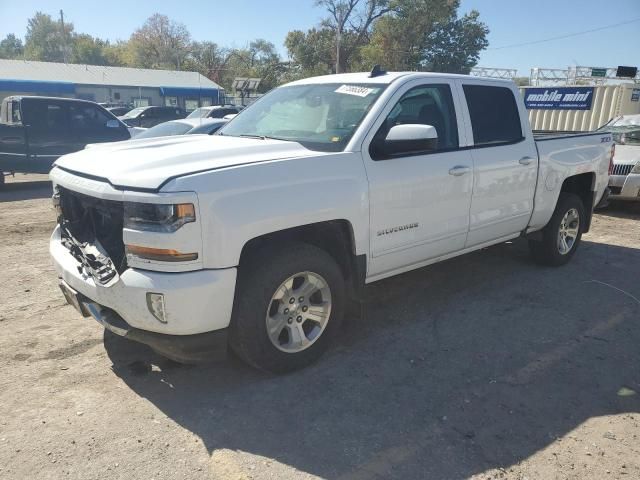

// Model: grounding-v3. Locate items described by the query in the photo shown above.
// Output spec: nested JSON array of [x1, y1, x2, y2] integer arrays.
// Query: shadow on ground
[[104, 237, 640, 479], [596, 200, 640, 219], [0, 179, 52, 202]]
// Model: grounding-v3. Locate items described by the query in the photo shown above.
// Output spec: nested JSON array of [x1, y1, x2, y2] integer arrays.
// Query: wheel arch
[[238, 220, 366, 300], [560, 172, 595, 233]]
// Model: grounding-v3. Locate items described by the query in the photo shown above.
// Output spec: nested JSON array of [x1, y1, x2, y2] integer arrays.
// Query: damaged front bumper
[[50, 225, 237, 361], [59, 280, 228, 363]]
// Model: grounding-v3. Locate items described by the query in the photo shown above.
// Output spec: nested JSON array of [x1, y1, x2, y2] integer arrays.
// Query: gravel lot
[[0, 173, 639, 480]]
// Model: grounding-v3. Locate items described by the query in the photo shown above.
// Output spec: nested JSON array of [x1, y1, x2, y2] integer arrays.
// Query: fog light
[[146, 293, 168, 323]]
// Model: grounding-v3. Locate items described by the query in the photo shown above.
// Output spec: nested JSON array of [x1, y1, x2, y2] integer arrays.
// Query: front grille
[[612, 164, 634, 176], [58, 187, 127, 277]]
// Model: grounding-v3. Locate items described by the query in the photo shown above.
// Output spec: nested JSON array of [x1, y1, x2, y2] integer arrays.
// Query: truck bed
[[532, 130, 605, 141]]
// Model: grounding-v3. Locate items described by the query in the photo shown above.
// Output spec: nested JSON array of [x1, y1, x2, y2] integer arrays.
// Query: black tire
[[229, 242, 345, 373], [0, 173, 5, 188], [529, 192, 585, 266]]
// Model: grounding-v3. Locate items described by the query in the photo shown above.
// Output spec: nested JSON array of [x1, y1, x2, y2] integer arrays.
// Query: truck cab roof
[[286, 71, 515, 87]]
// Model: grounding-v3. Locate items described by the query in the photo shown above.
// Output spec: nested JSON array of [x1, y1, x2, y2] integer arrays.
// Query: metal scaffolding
[[470, 67, 518, 80], [530, 66, 640, 86]]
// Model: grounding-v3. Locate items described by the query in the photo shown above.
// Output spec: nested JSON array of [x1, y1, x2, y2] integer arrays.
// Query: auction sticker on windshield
[[335, 85, 377, 97]]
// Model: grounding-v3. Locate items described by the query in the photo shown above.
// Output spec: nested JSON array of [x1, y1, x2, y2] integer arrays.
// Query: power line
[[488, 17, 640, 50]]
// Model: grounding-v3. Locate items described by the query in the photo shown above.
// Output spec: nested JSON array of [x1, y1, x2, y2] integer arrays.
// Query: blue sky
[[1, 0, 638, 75]]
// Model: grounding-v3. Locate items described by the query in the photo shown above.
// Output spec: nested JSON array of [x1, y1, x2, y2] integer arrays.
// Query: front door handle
[[519, 156, 535, 166], [448, 166, 471, 176]]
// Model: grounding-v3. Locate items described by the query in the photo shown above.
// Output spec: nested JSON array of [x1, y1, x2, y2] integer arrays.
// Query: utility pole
[[59, 9, 68, 63], [336, 9, 343, 74]]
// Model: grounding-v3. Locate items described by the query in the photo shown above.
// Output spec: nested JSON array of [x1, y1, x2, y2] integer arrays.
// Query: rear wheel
[[0, 173, 5, 188], [229, 243, 345, 373], [529, 193, 585, 266]]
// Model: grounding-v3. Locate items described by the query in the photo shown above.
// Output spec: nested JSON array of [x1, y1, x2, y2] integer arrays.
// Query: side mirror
[[383, 124, 438, 156], [106, 119, 120, 128]]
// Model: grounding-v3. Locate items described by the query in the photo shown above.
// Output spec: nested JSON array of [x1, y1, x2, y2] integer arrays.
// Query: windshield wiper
[[238, 134, 285, 141]]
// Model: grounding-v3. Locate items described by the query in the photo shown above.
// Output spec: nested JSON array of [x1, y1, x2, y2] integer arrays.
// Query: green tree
[[128, 14, 192, 69], [314, 0, 392, 73], [358, 0, 456, 70], [24, 12, 73, 62], [186, 41, 231, 81], [0, 34, 24, 59], [420, 9, 489, 74], [285, 28, 336, 77], [71, 34, 110, 65]]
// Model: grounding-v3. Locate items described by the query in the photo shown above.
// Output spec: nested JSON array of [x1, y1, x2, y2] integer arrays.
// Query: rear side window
[[463, 85, 523, 146], [22, 101, 69, 134]]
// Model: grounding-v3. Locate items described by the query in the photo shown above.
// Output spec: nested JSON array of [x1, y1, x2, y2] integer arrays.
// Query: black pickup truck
[[0, 96, 130, 186]]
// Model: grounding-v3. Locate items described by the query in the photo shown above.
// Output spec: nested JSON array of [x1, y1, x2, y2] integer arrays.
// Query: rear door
[[363, 79, 474, 279], [457, 81, 538, 247], [22, 98, 75, 173]]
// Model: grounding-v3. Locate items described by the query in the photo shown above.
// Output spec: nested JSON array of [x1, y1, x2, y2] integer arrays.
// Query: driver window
[[376, 84, 459, 152]]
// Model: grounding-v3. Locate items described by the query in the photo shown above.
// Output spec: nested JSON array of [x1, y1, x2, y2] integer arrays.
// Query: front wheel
[[229, 243, 345, 373], [529, 193, 585, 266]]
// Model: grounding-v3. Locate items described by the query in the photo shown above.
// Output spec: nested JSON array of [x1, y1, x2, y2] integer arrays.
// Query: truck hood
[[613, 144, 640, 166], [54, 135, 321, 190]]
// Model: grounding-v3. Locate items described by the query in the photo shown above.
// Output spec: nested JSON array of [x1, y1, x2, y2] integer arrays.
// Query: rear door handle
[[519, 156, 535, 166], [448, 166, 471, 176]]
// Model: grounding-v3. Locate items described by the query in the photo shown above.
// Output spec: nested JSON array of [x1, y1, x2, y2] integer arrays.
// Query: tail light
[[608, 144, 615, 175]]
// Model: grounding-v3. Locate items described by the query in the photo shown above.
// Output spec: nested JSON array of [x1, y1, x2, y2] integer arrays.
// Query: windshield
[[186, 107, 211, 119], [120, 107, 146, 119], [219, 83, 387, 152], [134, 121, 192, 139]]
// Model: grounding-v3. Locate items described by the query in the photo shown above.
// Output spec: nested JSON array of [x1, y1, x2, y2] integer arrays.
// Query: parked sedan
[[132, 118, 228, 139], [119, 106, 186, 128], [107, 106, 133, 117], [601, 114, 640, 201], [187, 105, 243, 119]]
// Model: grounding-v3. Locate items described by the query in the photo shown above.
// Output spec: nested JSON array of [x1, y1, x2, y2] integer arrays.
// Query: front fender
[[164, 152, 370, 269]]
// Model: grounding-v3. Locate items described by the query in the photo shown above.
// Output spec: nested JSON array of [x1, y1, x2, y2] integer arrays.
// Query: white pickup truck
[[50, 70, 613, 372]]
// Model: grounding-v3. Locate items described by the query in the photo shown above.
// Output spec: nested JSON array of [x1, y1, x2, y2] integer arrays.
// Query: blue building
[[0, 59, 224, 113]]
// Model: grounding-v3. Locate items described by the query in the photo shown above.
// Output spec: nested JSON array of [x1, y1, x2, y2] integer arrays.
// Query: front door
[[363, 80, 474, 280], [69, 103, 129, 149]]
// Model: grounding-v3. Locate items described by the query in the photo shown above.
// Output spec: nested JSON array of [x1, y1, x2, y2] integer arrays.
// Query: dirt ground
[[0, 173, 639, 480]]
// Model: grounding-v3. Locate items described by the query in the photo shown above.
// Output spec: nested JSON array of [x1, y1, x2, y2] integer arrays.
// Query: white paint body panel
[[49, 72, 613, 336]]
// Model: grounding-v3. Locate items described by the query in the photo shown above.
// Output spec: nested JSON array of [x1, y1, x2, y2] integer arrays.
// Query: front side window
[[463, 85, 523, 146], [374, 84, 459, 154], [220, 83, 387, 152], [69, 104, 111, 131]]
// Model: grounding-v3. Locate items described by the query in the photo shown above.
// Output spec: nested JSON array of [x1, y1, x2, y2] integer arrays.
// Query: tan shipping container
[[520, 84, 640, 132]]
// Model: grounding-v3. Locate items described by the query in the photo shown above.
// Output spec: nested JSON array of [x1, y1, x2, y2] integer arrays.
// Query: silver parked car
[[133, 118, 228, 139], [600, 114, 640, 201]]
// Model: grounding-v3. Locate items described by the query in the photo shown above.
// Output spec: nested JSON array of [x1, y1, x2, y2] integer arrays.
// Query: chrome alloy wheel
[[265, 271, 332, 353], [557, 208, 580, 255]]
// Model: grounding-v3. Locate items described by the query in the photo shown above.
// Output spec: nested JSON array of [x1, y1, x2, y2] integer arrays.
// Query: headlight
[[632, 162, 640, 174], [124, 202, 195, 232]]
